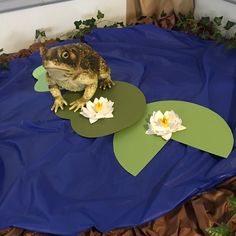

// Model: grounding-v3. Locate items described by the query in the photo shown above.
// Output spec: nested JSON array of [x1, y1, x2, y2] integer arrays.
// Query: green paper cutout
[[32, 66, 49, 92], [113, 100, 234, 176], [56, 81, 146, 138]]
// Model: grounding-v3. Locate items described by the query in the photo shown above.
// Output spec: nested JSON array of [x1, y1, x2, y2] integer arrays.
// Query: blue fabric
[[0, 25, 236, 235]]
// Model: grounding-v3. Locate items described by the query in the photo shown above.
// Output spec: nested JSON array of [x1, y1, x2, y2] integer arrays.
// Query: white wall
[[195, 0, 236, 36], [0, 0, 126, 53]]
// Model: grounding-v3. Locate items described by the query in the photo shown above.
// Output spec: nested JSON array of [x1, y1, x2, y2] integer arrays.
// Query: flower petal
[[145, 128, 155, 135], [154, 111, 164, 121], [80, 107, 92, 118], [104, 113, 114, 118], [86, 101, 96, 113], [178, 125, 186, 131], [93, 98, 99, 103], [101, 107, 113, 116], [162, 132, 172, 141], [146, 110, 186, 140], [89, 118, 98, 124], [80, 97, 114, 123]]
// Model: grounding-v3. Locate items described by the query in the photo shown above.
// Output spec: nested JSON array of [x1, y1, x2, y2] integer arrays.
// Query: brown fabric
[[157, 14, 176, 30], [128, 13, 176, 30], [135, 13, 177, 30], [0, 227, 51, 236], [0, 40, 57, 63], [127, 0, 194, 25]]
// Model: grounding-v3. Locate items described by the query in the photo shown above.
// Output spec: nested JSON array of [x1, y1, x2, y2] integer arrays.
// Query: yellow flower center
[[159, 116, 169, 128], [95, 102, 103, 112]]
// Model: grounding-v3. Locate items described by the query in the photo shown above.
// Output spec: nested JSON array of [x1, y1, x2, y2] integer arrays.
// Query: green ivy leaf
[[200, 16, 210, 26], [83, 27, 93, 34], [137, 15, 147, 21], [225, 42, 235, 50], [97, 10, 104, 20], [228, 196, 236, 208], [0, 62, 9, 70], [55, 37, 65, 42], [117, 22, 125, 27], [224, 21, 236, 30], [74, 20, 82, 29], [228, 196, 236, 214], [72, 32, 80, 39], [41, 31, 46, 37], [35, 30, 41, 39], [73, 26, 95, 39], [214, 16, 223, 26], [186, 11, 194, 20], [82, 18, 96, 27], [212, 32, 224, 43], [106, 23, 118, 28], [35, 30, 46, 39], [205, 224, 230, 236], [160, 10, 167, 17], [200, 31, 210, 40], [191, 25, 199, 34], [104, 22, 125, 28], [178, 12, 186, 21]]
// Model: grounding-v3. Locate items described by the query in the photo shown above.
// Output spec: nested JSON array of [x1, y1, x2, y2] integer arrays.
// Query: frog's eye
[[61, 51, 69, 59]]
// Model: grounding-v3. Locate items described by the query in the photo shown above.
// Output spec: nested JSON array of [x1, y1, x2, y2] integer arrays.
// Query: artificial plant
[[205, 197, 236, 236]]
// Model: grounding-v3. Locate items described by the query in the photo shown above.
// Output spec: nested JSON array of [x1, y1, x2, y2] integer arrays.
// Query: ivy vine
[[174, 12, 236, 49], [1, 10, 236, 71], [0, 48, 9, 70], [205, 197, 236, 236]]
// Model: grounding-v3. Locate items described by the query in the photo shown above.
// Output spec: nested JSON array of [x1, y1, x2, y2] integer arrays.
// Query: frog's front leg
[[99, 68, 115, 90], [46, 72, 68, 112], [69, 81, 98, 112], [49, 84, 68, 112]]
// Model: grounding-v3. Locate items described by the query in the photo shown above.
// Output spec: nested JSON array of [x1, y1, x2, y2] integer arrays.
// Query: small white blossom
[[80, 97, 114, 124], [145, 110, 186, 141]]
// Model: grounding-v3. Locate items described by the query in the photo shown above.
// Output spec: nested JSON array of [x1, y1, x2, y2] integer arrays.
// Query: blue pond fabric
[[0, 25, 236, 235]]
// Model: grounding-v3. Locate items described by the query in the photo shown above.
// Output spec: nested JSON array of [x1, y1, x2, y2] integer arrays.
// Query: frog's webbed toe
[[69, 99, 86, 112], [99, 79, 115, 90], [51, 97, 68, 113]]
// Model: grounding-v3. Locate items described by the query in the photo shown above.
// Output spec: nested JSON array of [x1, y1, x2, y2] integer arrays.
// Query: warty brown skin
[[40, 43, 114, 112]]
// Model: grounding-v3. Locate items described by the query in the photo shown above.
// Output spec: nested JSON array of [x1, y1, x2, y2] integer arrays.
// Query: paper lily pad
[[32, 66, 48, 92], [113, 100, 234, 176], [56, 81, 146, 138]]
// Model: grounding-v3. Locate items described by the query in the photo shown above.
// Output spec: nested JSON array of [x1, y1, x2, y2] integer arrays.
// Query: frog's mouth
[[43, 60, 72, 73], [46, 68, 73, 80], [44, 66, 71, 73]]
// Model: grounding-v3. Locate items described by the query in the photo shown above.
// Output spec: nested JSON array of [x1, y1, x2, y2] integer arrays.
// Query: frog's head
[[40, 45, 80, 78]]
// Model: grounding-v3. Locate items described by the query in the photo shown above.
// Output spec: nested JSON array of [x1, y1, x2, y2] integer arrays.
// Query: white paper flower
[[80, 97, 114, 124], [145, 110, 186, 141]]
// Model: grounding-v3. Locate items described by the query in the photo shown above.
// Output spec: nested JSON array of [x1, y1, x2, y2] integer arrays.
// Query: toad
[[40, 43, 114, 112]]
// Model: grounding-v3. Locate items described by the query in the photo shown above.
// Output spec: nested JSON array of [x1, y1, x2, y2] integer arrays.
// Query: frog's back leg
[[99, 58, 114, 90]]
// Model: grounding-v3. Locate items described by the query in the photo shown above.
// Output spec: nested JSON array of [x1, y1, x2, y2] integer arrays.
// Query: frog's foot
[[99, 79, 115, 90], [69, 99, 87, 112], [51, 97, 68, 113]]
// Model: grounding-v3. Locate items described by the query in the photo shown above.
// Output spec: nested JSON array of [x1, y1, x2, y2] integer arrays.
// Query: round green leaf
[[113, 100, 234, 176], [56, 81, 146, 138], [32, 66, 48, 92]]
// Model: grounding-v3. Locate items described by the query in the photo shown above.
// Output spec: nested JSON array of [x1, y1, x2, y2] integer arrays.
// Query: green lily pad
[[113, 100, 234, 176], [32, 66, 48, 92], [56, 81, 146, 138]]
